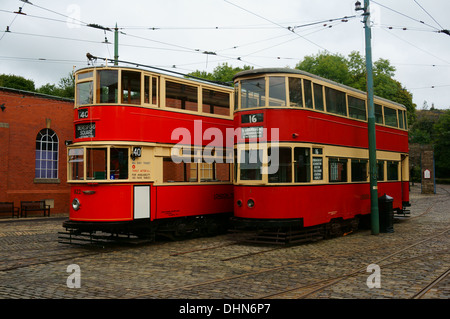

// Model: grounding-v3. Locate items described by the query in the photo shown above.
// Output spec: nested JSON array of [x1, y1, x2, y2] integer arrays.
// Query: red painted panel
[[69, 184, 134, 222], [155, 184, 233, 219], [74, 106, 233, 146], [234, 182, 404, 227]]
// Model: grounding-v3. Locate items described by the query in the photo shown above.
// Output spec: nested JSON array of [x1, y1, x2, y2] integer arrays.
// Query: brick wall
[[0, 88, 74, 214]]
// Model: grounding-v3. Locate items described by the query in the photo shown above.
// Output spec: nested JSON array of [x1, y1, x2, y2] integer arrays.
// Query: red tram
[[61, 66, 234, 242], [232, 68, 410, 242]]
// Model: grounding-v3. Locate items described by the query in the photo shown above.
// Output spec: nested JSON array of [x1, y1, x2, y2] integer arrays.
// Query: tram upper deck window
[[384, 107, 398, 127], [288, 77, 302, 107], [240, 77, 266, 109], [398, 110, 405, 129], [202, 89, 230, 116], [122, 71, 141, 104], [166, 81, 198, 111], [268, 77, 286, 106], [76, 81, 93, 106], [68, 148, 84, 180], [303, 79, 313, 109], [313, 83, 324, 111], [97, 70, 118, 103], [375, 104, 383, 124], [325, 87, 347, 116], [348, 96, 366, 120], [78, 72, 93, 80], [86, 148, 107, 180]]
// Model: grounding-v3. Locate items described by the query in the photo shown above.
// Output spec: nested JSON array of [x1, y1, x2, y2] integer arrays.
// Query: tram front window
[[97, 70, 118, 103], [76, 81, 93, 106], [110, 148, 129, 180], [240, 150, 262, 180], [86, 148, 107, 180], [240, 78, 266, 109], [68, 148, 84, 180]]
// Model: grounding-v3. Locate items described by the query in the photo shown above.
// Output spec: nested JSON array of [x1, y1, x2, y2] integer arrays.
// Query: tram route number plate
[[75, 123, 96, 138], [242, 113, 263, 124], [78, 109, 88, 119]]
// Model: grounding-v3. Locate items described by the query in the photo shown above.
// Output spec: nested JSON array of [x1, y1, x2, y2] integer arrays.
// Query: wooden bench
[[0, 202, 20, 218], [20, 200, 50, 217]]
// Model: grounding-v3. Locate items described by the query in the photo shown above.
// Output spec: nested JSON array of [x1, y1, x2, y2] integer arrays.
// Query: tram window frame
[[348, 96, 367, 121], [240, 77, 266, 109], [387, 161, 399, 181], [121, 71, 141, 105], [398, 110, 405, 129], [163, 157, 198, 183], [294, 147, 311, 183], [377, 160, 385, 181], [329, 157, 348, 183], [268, 77, 287, 107], [288, 77, 302, 107], [239, 149, 262, 181], [86, 148, 107, 180], [68, 148, 84, 181], [351, 159, 368, 182], [375, 104, 384, 124], [384, 107, 398, 127], [325, 87, 347, 117], [165, 80, 199, 112], [313, 83, 325, 111], [109, 148, 129, 180], [144, 75, 159, 106], [97, 70, 118, 104], [268, 147, 292, 183], [202, 88, 230, 116], [303, 79, 313, 109], [76, 81, 93, 106]]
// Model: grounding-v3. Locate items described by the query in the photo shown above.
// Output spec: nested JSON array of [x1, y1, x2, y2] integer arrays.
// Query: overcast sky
[[1, 0, 449, 109]]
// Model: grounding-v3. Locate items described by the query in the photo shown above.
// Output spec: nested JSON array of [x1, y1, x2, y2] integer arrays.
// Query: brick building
[[0, 87, 73, 215]]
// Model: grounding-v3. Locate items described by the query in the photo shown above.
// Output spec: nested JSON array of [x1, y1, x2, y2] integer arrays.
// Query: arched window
[[35, 129, 59, 179]]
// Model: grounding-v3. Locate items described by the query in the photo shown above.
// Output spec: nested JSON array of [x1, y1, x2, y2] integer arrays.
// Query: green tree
[[433, 110, 450, 178], [0, 74, 35, 91], [188, 63, 253, 85], [37, 72, 75, 99]]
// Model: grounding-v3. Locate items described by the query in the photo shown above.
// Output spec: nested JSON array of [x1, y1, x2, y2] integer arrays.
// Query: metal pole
[[363, 0, 379, 235], [114, 23, 119, 66]]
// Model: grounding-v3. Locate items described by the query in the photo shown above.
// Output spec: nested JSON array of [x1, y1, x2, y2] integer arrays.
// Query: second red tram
[[232, 68, 409, 242], [62, 65, 234, 242]]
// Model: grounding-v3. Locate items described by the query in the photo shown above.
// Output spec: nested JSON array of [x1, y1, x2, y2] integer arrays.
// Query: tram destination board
[[76, 123, 96, 139]]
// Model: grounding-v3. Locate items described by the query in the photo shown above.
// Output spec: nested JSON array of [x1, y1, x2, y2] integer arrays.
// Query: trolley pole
[[114, 23, 119, 66], [356, 0, 379, 235]]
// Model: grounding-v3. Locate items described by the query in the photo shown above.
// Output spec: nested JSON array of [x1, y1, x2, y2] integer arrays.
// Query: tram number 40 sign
[[131, 147, 142, 160]]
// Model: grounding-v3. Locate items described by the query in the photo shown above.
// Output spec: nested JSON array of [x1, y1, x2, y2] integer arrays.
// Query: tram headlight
[[247, 199, 255, 208], [72, 198, 81, 211]]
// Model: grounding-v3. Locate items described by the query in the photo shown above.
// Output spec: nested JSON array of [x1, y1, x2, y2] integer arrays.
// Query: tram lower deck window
[[387, 161, 399, 181], [351, 159, 368, 182], [268, 147, 291, 183], [240, 150, 262, 181], [329, 158, 348, 183], [86, 148, 107, 180], [110, 148, 128, 180], [69, 148, 84, 180]]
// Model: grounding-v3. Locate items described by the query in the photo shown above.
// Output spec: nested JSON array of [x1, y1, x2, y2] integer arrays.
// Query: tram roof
[[233, 68, 406, 110], [76, 65, 233, 90]]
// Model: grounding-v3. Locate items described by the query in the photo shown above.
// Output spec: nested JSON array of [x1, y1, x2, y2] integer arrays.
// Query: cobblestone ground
[[0, 184, 448, 301]]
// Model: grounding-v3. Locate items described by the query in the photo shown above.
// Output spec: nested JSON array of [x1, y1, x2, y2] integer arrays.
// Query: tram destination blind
[[76, 123, 96, 139], [313, 157, 323, 180]]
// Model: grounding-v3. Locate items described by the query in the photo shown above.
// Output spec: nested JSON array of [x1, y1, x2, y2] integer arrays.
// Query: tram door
[[134, 185, 151, 219]]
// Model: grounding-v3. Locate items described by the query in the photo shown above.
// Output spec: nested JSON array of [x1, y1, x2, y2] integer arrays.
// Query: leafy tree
[[433, 110, 450, 178], [0, 74, 35, 91], [37, 72, 75, 99], [188, 63, 253, 85]]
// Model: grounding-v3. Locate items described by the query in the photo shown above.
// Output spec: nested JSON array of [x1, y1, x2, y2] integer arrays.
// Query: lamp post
[[355, 0, 379, 235]]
